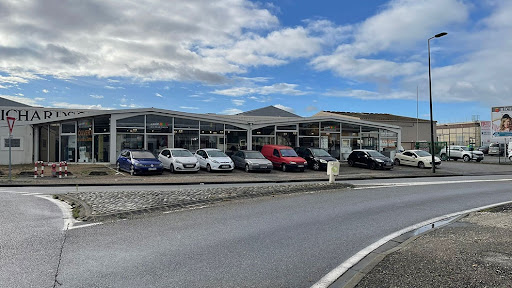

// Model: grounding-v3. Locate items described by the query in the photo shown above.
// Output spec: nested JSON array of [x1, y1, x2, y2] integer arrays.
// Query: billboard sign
[[480, 120, 492, 144], [492, 106, 512, 137]]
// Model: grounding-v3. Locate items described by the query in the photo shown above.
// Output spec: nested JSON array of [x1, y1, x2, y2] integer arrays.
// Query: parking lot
[[2, 156, 512, 186]]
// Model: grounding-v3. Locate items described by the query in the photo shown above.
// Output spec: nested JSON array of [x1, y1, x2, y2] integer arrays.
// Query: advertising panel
[[492, 106, 512, 137], [480, 120, 492, 144]]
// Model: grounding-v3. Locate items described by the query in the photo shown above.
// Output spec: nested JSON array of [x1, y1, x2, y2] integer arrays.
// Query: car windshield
[[244, 152, 265, 159], [367, 150, 385, 157], [310, 148, 331, 157], [280, 149, 298, 157], [171, 150, 193, 157], [132, 151, 156, 159], [207, 150, 227, 157], [415, 150, 431, 157], [460, 147, 470, 151]]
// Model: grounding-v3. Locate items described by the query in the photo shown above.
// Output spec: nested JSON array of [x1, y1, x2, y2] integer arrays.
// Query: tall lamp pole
[[428, 32, 447, 173]]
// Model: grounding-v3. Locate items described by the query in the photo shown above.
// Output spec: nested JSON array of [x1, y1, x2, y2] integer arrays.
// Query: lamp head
[[435, 32, 448, 38]]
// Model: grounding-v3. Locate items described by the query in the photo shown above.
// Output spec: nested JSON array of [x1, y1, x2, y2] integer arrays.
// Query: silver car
[[158, 148, 199, 173], [230, 150, 272, 173]]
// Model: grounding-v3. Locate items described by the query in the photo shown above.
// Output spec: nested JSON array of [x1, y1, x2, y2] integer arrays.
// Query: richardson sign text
[[1, 109, 86, 122]]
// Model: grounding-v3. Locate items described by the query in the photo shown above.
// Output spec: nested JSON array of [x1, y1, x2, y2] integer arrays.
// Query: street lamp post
[[428, 32, 447, 173]]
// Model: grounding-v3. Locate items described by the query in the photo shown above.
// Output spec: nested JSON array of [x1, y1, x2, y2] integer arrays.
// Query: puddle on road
[[413, 216, 459, 236]]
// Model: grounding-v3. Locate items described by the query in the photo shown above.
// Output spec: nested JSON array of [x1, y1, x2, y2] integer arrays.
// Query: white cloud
[[104, 86, 124, 90], [50, 102, 114, 110], [213, 83, 307, 96], [273, 104, 294, 113], [42, 89, 49, 93], [221, 108, 243, 115], [90, 94, 104, 99], [179, 106, 199, 110], [0, 0, 279, 83], [0, 95, 42, 106], [0, 85, 7, 89], [323, 89, 414, 100], [155, 93, 163, 98], [232, 99, 245, 106]]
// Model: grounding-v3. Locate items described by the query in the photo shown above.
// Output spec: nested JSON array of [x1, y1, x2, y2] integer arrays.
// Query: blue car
[[116, 149, 164, 176]]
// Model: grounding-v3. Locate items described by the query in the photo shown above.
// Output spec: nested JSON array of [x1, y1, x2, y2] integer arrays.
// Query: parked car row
[[116, 146, 447, 176]]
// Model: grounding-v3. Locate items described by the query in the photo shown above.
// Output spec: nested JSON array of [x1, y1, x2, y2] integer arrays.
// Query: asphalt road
[[0, 190, 64, 288], [2, 175, 512, 287]]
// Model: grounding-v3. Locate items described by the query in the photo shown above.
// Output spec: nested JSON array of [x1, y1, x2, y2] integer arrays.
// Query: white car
[[394, 150, 441, 169], [195, 148, 234, 172], [158, 148, 199, 173]]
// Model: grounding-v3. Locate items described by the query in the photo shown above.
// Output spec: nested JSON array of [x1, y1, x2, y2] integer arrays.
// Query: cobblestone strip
[[60, 183, 353, 222]]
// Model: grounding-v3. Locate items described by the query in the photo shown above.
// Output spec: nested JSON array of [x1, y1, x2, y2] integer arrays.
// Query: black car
[[477, 145, 489, 154], [347, 149, 393, 170], [294, 147, 337, 170]]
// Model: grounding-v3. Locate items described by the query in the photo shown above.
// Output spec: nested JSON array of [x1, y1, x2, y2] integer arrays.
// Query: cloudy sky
[[0, 0, 510, 123]]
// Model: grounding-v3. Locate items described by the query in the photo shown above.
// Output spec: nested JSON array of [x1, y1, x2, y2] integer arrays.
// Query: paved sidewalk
[[343, 203, 512, 288]]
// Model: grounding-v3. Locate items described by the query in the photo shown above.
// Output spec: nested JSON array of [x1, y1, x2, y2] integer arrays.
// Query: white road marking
[[310, 200, 512, 288], [353, 178, 512, 189], [20, 192, 43, 196], [35, 195, 76, 230], [68, 222, 103, 230]]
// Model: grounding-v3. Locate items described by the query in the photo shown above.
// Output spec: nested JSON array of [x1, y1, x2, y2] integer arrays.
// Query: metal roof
[[0, 96, 32, 107]]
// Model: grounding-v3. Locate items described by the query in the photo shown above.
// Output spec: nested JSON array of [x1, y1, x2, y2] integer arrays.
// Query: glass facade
[[174, 130, 199, 152], [32, 111, 401, 163], [437, 123, 481, 146]]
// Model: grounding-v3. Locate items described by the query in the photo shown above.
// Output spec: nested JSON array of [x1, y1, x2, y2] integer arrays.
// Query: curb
[[57, 183, 354, 222], [0, 172, 465, 187], [329, 214, 468, 288]]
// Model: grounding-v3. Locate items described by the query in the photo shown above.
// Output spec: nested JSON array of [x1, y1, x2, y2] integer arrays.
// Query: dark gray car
[[230, 150, 273, 172]]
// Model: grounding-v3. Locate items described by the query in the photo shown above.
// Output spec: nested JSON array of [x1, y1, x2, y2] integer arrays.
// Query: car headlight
[[212, 160, 219, 163], [175, 159, 182, 164], [289, 161, 296, 164], [319, 159, 327, 163], [246, 160, 253, 165], [134, 162, 142, 167], [158, 163, 163, 167], [375, 159, 384, 163]]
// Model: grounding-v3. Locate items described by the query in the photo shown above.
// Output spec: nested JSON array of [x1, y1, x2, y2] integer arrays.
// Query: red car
[[260, 144, 307, 172]]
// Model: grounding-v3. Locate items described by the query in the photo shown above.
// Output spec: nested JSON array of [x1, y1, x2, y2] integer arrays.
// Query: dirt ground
[[0, 163, 116, 178]]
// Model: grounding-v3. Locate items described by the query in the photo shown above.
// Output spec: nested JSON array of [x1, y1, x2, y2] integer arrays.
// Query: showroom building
[[0, 99, 402, 165]]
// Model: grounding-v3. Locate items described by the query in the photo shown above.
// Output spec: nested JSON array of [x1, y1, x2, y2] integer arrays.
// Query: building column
[[247, 123, 253, 150], [33, 126, 39, 162], [109, 116, 116, 164]]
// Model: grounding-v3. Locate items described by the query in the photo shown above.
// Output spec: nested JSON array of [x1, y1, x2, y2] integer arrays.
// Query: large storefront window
[[299, 122, 319, 136], [253, 136, 274, 151], [61, 135, 76, 162], [200, 135, 225, 150], [117, 115, 144, 128], [299, 137, 319, 148], [94, 116, 110, 133], [147, 135, 171, 156], [174, 130, 199, 152], [276, 132, 296, 147], [175, 118, 199, 129], [94, 135, 110, 162], [200, 121, 224, 134], [39, 126, 49, 162], [226, 131, 247, 153], [78, 119, 93, 163], [116, 134, 144, 156], [49, 124, 59, 162], [147, 115, 172, 133]]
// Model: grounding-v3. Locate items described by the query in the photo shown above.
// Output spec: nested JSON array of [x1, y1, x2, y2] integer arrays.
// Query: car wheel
[[476, 159, 482, 162], [130, 165, 135, 176], [369, 162, 376, 170], [393, 159, 400, 166], [418, 161, 425, 169], [348, 160, 354, 167], [312, 162, 320, 171], [116, 162, 121, 172], [169, 164, 175, 173], [281, 164, 287, 172], [463, 155, 470, 162], [440, 154, 448, 161], [245, 164, 250, 173], [206, 164, 212, 172]]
